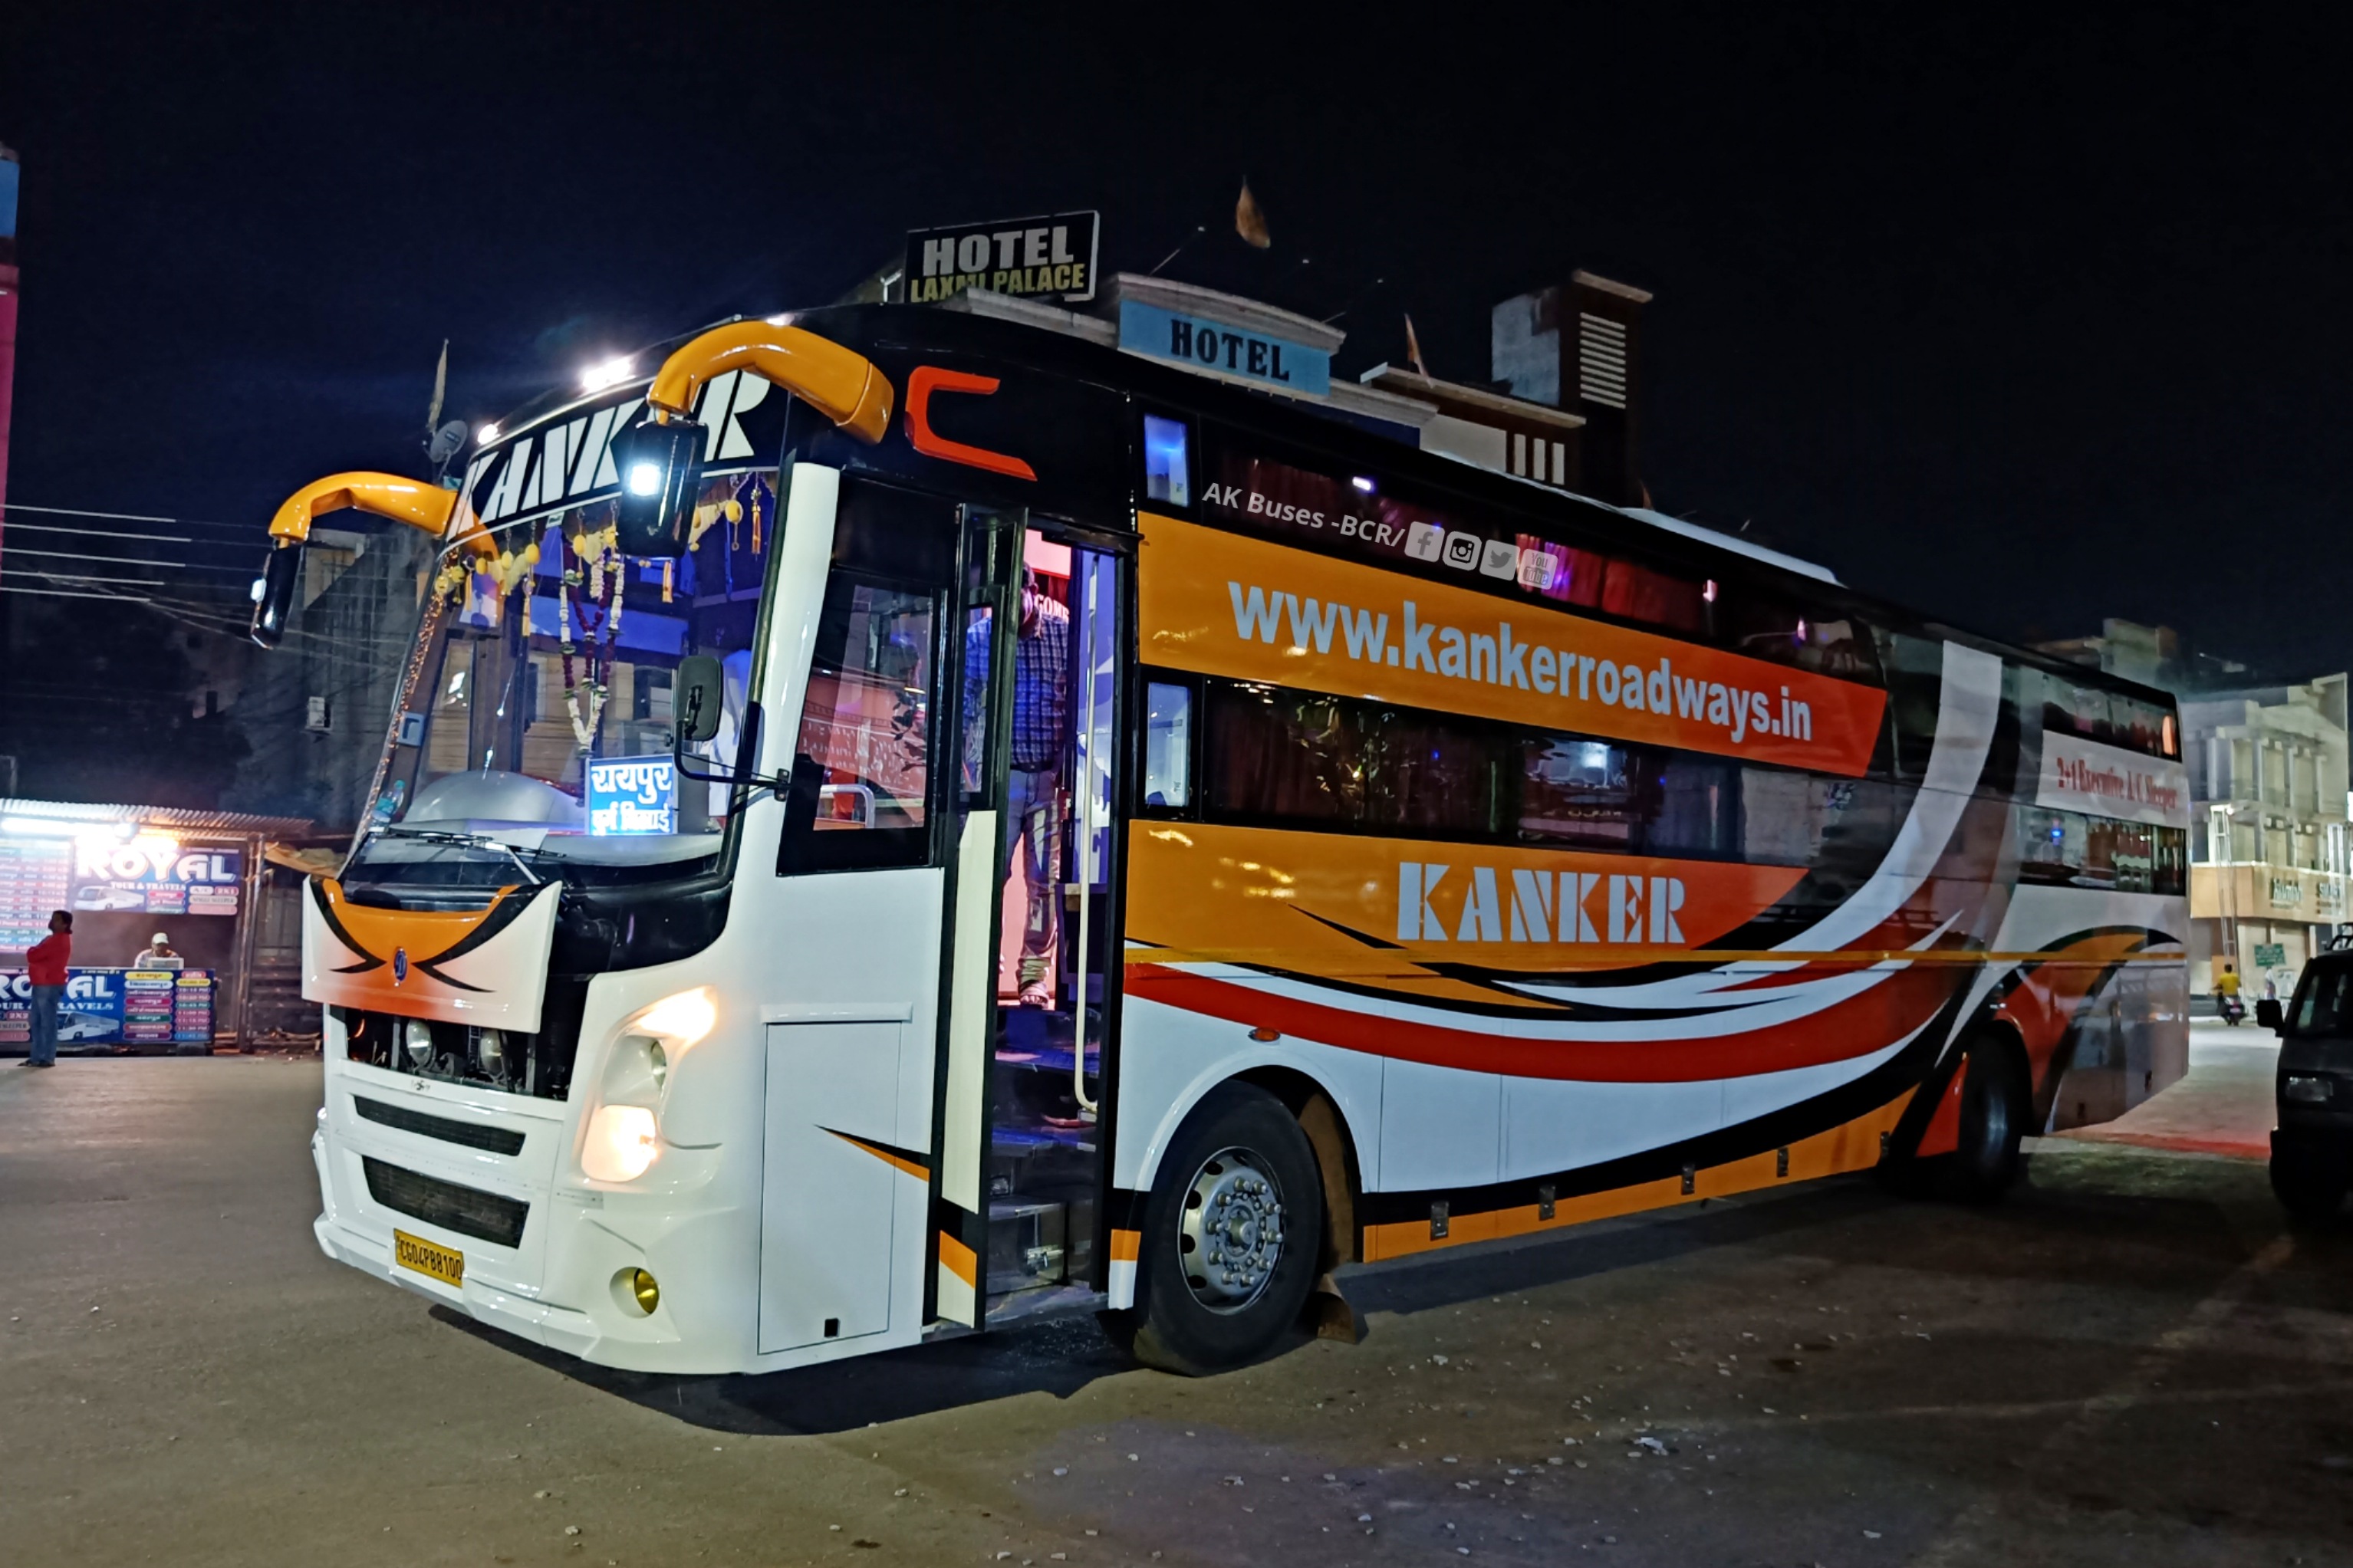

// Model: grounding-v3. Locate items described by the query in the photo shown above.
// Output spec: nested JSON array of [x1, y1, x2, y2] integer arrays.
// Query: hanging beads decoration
[[557, 519, 626, 752]]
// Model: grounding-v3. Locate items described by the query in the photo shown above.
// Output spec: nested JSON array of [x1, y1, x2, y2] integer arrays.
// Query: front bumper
[[310, 1063, 757, 1374]]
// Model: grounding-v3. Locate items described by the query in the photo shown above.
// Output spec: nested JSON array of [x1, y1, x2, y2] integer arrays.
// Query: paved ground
[[2056, 1024, 2281, 1159], [4, 1034, 2351, 1567]]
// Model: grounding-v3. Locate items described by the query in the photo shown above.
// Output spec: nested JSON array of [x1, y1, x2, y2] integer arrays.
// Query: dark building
[[1489, 270, 1651, 508]]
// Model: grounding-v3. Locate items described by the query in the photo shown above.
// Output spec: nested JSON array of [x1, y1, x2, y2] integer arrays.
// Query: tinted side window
[[2292, 962, 2353, 1035], [1876, 630, 1945, 781], [776, 482, 956, 876], [1519, 738, 1736, 859], [1204, 684, 1507, 834]]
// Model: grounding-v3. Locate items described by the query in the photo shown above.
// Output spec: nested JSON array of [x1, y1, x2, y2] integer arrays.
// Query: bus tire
[[1945, 1035, 2028, 1202], [1124, 1082, 1325, 1376]]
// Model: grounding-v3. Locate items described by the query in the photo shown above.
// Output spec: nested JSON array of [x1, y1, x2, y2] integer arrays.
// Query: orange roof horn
[[252, 472, 476, 649], [645, 319, 894, 444], [265, 472, 462, 547]]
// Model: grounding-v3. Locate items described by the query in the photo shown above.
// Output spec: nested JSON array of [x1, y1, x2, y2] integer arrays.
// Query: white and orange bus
[[250, 298, 2189, 1375]]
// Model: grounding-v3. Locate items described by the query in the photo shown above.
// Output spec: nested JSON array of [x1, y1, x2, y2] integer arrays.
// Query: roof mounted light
[[580, 356, 634, 393]]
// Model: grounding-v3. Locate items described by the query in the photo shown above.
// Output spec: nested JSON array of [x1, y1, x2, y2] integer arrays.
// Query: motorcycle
[[2218, 992, 2246, 1027]]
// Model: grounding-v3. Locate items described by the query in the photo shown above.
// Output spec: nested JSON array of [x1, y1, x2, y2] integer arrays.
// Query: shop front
[[0, 799, 314, 1054], [2190, 861, 2351, 1003]]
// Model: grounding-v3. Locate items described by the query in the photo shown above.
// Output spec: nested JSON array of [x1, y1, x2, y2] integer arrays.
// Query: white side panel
[[1111, 990, 1386, 1197], [1502, 1077, 1722, 1180], [1377, 1058, 1501, 1193], [940, 810, 999, 1214], [1720, 1039, 1909, 1127], [758, 1021, 903, 1353]]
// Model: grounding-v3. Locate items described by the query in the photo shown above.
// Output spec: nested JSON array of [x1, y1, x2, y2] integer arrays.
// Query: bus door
[[933, 511, 1128, 1326], [753, 475, 962, 1357]]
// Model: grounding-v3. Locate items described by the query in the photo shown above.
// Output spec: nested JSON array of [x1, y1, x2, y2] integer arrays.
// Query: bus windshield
[[347, 467, 778, 889]]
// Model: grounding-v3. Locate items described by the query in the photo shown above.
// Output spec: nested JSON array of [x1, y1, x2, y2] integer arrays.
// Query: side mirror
[[612, 414, 706, 557], [676, 654, 726, 745], [250, 541, 304, 648], [2257, 998, 2285, 1032]]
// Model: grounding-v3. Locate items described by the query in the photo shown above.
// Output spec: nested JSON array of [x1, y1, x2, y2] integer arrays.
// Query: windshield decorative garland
[[558, 517, 625, 750]]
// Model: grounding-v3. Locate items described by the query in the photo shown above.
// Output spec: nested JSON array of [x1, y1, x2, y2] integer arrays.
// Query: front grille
[[354, 1095, 527, 1156], [361, 1156, 529, 1247]]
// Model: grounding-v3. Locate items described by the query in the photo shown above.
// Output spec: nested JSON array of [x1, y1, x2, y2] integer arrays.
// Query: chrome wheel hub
[[1178, 1147, 1285, 1312]]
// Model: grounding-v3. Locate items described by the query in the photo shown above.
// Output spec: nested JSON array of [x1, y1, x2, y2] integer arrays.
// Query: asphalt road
[[3, 1038, 2350, 1567]]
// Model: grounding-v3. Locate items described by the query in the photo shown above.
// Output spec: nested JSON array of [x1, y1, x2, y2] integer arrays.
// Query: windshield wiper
[[372, 825, 546, 887]]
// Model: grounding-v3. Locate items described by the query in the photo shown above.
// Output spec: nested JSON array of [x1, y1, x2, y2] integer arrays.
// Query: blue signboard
[[1118, 300, 1331, 396], [587, 755, 677, 836], [71, 843, 242, 917], [1, 968, 216, 1048]]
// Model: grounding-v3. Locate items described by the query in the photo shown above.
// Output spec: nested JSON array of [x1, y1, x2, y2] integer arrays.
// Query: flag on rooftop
[[1236, 181, 1271, 249]]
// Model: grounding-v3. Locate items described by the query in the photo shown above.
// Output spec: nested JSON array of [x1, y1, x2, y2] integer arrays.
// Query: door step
[[986, 1198, 1066, 1296]]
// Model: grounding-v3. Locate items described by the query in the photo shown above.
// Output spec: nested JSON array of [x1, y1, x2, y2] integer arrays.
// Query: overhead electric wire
[[7, 521, 210, 544], [7, 547, 183, 568], [2, 501, 255, 533], [0, 583, 152, 603]]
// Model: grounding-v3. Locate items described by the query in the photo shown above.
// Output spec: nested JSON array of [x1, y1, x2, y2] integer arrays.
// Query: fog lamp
[[629, 1268, 660, 1315], [403, 1019, 435, 1068]]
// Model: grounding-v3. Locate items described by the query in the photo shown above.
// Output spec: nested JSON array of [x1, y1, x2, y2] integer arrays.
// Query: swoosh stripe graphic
[[824, 1129, 930, 1181], [311, 879, 386, 973], [1127, 956, 1962, 1083]]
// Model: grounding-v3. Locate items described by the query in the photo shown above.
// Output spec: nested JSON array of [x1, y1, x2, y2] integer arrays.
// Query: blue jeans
[[27, 985, 63, 1065], [1007, 768, 1061, 965]]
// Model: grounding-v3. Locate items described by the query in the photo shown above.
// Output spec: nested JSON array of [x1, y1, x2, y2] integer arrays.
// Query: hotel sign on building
[[903, 211, 1100, 305]]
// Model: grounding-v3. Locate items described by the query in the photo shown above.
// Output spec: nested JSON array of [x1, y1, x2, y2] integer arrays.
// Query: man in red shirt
[[22, 909, 71, 1068]]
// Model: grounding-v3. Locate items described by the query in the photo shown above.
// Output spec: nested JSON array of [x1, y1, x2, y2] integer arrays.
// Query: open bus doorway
[[960, 525, 1124, 1320]]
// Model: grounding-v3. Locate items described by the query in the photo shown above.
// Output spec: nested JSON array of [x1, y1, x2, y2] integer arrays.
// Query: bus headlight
[[637, 988, 716, 1049], [583, 1104, 661, 1182], [402, 1019, 434, 1068], [476, 1029, 508, 1076]]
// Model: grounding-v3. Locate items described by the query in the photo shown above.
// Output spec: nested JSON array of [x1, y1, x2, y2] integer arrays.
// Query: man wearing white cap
[[137, 932, 185, 971]]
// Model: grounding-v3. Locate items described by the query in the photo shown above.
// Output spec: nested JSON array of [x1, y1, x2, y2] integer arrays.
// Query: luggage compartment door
[[758, 1018, 907, 1353]]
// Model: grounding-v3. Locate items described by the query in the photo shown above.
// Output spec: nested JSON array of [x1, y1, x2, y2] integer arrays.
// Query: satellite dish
[[426, 419, 469, 465]]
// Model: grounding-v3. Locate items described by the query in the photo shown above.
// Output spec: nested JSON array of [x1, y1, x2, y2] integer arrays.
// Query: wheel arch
[[1235, 1065, 1365, 1270]]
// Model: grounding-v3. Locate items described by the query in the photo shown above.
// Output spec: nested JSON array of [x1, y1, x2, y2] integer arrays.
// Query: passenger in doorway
[[21, 910, 72, 1068], [138, 932, 186, 971], [966, 567, 1071, 1008]]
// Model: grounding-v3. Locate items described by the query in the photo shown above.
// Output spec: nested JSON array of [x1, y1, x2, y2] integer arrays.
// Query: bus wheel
[[1124, 1083, 1325, 1376], [1946, 1037, 2028, 1202]]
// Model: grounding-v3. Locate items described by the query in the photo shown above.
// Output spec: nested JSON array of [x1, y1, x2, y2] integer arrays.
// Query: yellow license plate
[[393, 1228, 464, 1287]]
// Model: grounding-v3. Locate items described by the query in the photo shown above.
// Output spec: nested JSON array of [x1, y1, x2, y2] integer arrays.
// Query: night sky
[[8, 3, 2349, 676]]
